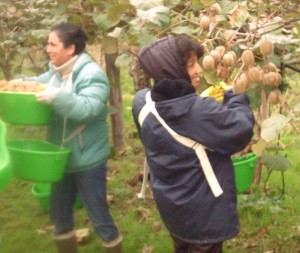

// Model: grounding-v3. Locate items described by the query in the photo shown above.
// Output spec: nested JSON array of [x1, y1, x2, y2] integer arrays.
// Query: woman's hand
[[36, 84, 61, 104]]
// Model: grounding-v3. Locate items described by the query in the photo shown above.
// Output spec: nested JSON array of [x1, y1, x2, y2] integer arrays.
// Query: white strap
[[65, 73, 74, 92], [192, 143, 223, 197], [62, 124, 87, 145], [137, 159, 150, 199], [138, 102, 151, 126], [140, 91, 223, 197]]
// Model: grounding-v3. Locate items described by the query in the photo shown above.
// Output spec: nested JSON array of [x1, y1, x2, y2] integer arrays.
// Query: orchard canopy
[[0, 0, 299, 158]]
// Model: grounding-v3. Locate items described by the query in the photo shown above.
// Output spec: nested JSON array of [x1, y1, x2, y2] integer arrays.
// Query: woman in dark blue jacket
[[132, 35, 254, 253]]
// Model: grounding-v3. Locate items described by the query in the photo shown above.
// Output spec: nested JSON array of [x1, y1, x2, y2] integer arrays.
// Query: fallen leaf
[[76, 228, 90, 244], [142, 244, 154, 253], [152, 221, 162, 232], [136, 206, 151, 222], [107, 194, 115, 203]]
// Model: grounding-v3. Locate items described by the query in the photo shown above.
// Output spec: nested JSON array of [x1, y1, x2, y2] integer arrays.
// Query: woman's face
[[186, 54, 203, 88], [47, 31, 75, 67]]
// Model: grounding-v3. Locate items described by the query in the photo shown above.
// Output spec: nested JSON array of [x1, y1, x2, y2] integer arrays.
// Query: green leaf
[[257, 20, 283, 35], [119, 0, 130, 3], [108, 27, 126, 40], [52, 5, 68, 16], [40, 18, 61, 27], [202, 69, 219, 85], [108, 105, 119, 115], [130, 0, 164, 10], [262, 153, 293, 171], [68, 14, 82, 26], [252, 138, 272, 157], [136, 6, 170, 26], [265, 144, 284, 152], [294, 103, 300, 112], [137, 32, 156, 48], [199, 0, 217, 7], [245, 87, 262, 110], [171, 26, 193, 35], [102, 36, 118, 54], [107, 4, 131, 26], [1, 40, 17, 47], [115, 53, 133, 68], [261, 114, 291, 142], [30, 29, 49, 40], [85, 0, 105, 7], [191, 0, 203, 10], [93, 13, 113, 31], [228, 4, 250, 27], [17, 47, 30, 56]]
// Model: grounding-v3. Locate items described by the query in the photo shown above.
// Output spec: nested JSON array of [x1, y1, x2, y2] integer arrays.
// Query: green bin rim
[[7, 139, 71, 155], [0, 91, 36, 95], [232, 152, 257, 164]]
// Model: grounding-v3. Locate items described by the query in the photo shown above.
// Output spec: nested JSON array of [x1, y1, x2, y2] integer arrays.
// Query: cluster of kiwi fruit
[[199, 3, 221, 30], [202, 39, 282, 105], [202, 45, 237, 80], [0, 80, 45, 93], [235, 39, 282, 105]]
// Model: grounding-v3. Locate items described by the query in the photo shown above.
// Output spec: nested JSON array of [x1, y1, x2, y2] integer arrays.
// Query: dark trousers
[[171, 234, 223, 253]]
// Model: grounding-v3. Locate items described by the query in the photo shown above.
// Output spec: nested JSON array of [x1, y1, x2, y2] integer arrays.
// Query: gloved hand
[[200, 82, 232, 102], [219, 81, 233, 91], [36, 84, 61, 104]]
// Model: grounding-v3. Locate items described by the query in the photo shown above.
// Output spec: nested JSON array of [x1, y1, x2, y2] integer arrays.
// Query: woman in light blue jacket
[[31, 23, 122, 253]]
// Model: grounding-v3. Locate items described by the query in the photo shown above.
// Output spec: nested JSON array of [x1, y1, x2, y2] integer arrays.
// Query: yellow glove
[[200, 82, 231, 102]]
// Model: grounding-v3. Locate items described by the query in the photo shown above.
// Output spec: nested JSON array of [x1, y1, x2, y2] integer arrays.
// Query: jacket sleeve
[[185, 90, 255, 156], [132, 88, 149, 138], [51, 65, 110, 123], [23, 70, 54, 84]]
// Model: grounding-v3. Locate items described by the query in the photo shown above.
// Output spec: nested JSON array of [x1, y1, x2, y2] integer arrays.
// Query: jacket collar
[[49, 53, 92, 80], [151, 78, 196, 102], [54, 55, 79, 80]]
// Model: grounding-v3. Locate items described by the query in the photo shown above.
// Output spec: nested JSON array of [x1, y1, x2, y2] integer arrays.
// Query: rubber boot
[[103, 233, 123, 253], [53, 230, 78, 253]]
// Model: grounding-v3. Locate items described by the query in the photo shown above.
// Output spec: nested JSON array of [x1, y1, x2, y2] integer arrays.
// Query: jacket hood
[[139, 35, 190, 83]]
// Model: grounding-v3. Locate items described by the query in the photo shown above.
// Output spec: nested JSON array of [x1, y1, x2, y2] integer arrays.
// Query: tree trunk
[[105, 53, 124, 149], [0, 22, 12, 80]]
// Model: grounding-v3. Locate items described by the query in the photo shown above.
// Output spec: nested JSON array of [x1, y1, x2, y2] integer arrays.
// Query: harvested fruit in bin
[[0, 80, 45, 93]]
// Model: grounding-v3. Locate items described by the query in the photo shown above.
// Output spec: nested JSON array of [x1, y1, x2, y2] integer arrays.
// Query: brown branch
[[156, 19, 189, 37], [288, 121, 299, 134], [257, 18, 300, 36], [283, 57, 300, 66]]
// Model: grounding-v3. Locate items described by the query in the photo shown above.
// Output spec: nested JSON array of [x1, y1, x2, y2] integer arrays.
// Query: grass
[[0, 69, 299, 253]]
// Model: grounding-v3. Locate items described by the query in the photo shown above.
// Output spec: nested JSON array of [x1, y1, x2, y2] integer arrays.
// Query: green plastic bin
[[0, 91, 53, 125], [7, 140, 71, 183], [0, 120, 12, 191], [32, 183, 83, 212], [232, 152, 258, 194]]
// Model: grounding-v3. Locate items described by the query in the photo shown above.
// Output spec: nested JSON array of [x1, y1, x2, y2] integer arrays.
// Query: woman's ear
[[67, 44, 76, 56]]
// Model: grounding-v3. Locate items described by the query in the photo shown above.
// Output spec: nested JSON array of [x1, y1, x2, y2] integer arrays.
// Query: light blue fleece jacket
[[30, 53, 110, 173]]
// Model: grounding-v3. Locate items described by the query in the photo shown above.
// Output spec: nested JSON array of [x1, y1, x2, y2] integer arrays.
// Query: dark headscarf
[[139, 35, 196, 102], [139, 35, 191, 83]]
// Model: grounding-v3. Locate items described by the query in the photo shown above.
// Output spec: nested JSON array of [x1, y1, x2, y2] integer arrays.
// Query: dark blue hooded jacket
[[132, 35, 254, 243]]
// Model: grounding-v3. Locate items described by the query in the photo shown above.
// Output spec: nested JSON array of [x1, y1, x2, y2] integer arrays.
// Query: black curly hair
[[51, 23, 88, 55], [174, 34, 204, 65]]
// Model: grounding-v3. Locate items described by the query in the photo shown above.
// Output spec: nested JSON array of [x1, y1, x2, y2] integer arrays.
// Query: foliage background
[[1, 0, 300, 252], [0, 70, 299, 253]]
